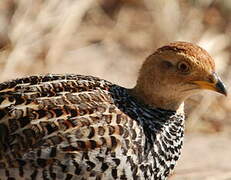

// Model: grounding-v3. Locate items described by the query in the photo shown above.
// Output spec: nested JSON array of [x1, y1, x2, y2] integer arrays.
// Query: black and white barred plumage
[[0, 74, 184, 180]]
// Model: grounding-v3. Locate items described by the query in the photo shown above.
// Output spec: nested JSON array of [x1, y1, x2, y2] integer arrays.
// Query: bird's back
[[0, 74, 184, 180]]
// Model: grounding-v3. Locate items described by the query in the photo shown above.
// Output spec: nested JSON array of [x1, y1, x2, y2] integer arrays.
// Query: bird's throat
[[130, 86, 185, 112]]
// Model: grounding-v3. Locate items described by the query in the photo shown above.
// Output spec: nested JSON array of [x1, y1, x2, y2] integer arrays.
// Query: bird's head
[[133, 42, 227, 111]]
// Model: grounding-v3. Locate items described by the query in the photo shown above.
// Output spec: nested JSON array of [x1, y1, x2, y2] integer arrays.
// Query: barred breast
[[0, 74, 184, 180]]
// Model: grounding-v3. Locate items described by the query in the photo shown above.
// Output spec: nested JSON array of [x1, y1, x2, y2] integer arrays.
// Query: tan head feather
[[132, 41, 226, 111]]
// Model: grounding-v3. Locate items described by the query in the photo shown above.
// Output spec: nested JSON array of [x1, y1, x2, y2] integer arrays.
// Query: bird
[[0, 42, 227, 180]]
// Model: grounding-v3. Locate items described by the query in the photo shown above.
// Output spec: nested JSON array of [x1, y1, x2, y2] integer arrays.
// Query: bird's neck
[[130, 85, 185, 112]]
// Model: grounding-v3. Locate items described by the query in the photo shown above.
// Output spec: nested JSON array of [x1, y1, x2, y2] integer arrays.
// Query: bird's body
[[0, 74, 184, 180], [0, 42, 227, 180]]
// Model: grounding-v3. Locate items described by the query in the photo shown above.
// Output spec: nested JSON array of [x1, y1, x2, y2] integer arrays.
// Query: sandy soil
[[170, 134, 231, 180]]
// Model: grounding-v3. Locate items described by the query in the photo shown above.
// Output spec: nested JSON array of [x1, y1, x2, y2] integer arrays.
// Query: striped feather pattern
[[0, 74, 184, 180]]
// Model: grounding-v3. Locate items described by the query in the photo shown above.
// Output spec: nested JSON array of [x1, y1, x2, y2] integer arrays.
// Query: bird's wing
[[0, 74, 128, 168]]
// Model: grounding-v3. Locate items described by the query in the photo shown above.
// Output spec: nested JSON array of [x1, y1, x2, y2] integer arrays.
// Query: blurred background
[[0, 0, 230, 179]]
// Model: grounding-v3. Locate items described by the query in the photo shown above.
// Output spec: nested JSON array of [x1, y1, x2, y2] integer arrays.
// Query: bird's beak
[[193, 73, 227, 96]]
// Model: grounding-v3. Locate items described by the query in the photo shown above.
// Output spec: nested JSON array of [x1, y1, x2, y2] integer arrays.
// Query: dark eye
[[177, 61, 190, 73]]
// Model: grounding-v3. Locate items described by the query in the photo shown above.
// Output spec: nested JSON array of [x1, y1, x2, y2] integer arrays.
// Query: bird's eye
[[177, 61, 190, 73]]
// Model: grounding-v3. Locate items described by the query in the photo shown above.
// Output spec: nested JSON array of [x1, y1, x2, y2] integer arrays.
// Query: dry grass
[[0, 0, 230, 178]]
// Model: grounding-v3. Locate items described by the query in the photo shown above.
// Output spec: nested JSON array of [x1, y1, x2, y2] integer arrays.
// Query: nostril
[[208, 76, 214, 83]]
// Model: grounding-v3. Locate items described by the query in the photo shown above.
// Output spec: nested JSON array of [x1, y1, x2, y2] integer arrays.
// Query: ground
[[170, 134, 231, 180]]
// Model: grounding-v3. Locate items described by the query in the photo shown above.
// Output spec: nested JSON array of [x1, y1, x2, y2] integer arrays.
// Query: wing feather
[[0, 75, 126, 164]]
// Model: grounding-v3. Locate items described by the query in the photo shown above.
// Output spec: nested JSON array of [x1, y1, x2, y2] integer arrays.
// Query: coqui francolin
[[0, 42, 227, 180]]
